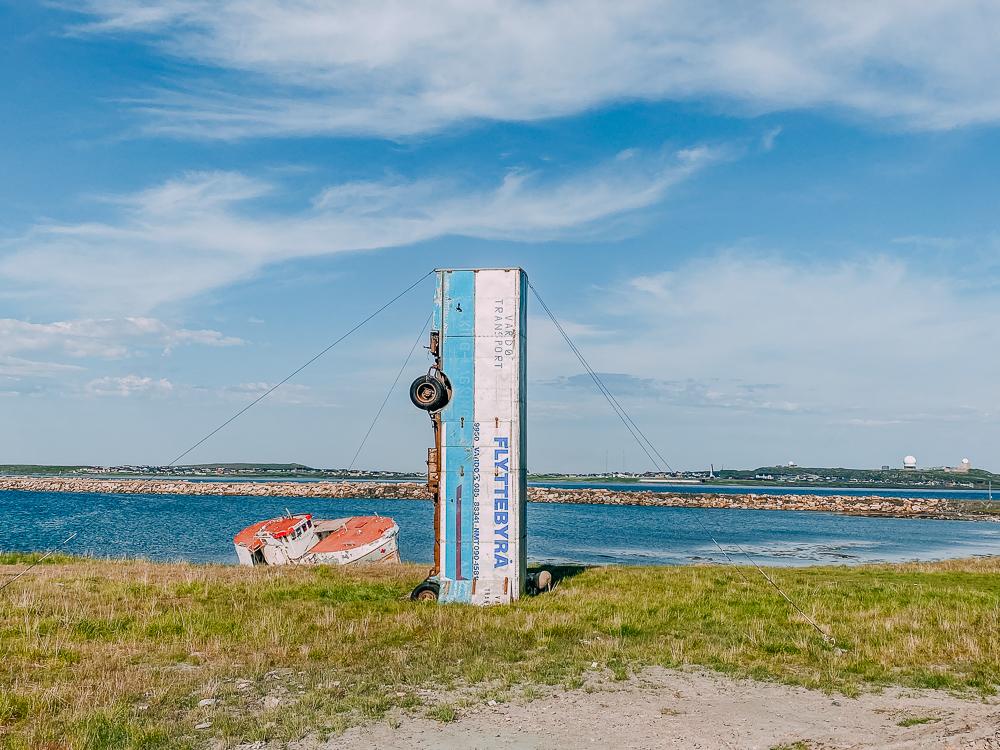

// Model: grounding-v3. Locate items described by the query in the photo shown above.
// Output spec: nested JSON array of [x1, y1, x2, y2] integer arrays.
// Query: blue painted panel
[[442, 270, 476, 337], [441, 336, 475, 447], [440, 270, 475, 590], [439, 579, 473, 603]]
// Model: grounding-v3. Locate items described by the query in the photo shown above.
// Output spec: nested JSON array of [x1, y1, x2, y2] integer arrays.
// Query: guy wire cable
[[528, 282, 664, 472], [529, 281, 749, 577], [529, 282, 674, 473], [528, 279, 832, 642], [349, 312, 433, 470], [168, 269, 434, 467], [0, 532, 78, 595]]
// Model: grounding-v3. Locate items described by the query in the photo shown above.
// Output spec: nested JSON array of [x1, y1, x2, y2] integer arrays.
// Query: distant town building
[[903, 455, 918, 470], [881, 465, 891, 470]]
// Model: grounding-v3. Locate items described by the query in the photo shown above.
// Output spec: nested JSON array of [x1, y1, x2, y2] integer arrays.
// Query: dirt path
[[327, 669, 1000, 750]]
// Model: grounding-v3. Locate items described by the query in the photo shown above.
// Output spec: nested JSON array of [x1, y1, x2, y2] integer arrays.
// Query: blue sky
[[3, 1, 1000, 472]]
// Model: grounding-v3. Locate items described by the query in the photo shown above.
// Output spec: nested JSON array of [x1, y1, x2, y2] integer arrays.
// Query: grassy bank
[[2, 555, 998, 749]]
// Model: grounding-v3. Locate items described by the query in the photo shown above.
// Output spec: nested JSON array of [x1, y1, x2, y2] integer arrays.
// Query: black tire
[[410, 375, 449, 411], [410, 580, 440, 602]]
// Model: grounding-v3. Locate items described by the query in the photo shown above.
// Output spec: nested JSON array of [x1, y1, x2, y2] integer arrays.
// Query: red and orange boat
[[233, 513, 400, 567]]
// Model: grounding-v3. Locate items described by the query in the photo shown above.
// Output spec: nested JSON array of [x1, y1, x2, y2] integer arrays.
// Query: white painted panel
[[472, 269, 525, 604]]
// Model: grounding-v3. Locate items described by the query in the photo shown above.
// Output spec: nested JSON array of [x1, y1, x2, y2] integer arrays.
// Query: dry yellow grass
[[1, 554, 998, 749]]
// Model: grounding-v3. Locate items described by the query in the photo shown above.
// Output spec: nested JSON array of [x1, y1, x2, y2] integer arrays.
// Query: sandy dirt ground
[[321, 669, 1000, 750]]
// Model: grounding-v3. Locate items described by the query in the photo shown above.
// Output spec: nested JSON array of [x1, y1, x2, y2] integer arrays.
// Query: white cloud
[[624, 255, 992, 398], [0, 146, 720, 312], [532, 252, 1000, 424], [73, 1, 1000, 137], [0, 357, 84, 378], [761, 126, 782, 152], [85, 374, 174, 397], [543, 373, 800, 413], [0, 317, 243, 358], [836, 418, 906, 427], [216, 381, 330, 407], [0, 317, 242, 399]]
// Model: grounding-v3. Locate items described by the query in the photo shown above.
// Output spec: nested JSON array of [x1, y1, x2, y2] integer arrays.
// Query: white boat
[[233, 513, 400, 567]]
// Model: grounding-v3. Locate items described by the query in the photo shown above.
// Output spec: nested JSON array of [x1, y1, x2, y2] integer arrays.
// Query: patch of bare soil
[[325, 669, 1000, 750]]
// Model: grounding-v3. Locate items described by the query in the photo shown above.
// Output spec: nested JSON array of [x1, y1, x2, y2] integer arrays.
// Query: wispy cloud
[[531, 252, 1000, 429], [0, 317, 243, 359], [215, 381, 332, 407], [835, 418, 906, 427], [0, 317, 242, 400], [77, 377, 334, 405], [761, 126, 783, 152], [72, 1, 1000, 138], [0, 356, 84, 378], [0, 145, 721, 313], [85, 374, 174, 397], [542, 373, 801, 413]]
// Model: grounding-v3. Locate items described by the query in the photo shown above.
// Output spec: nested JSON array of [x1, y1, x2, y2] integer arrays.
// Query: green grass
[[0, 550, 77, 566], [425, 703, 458, 722], [897, 716, 938, 727], [1, 555, 997, 749]]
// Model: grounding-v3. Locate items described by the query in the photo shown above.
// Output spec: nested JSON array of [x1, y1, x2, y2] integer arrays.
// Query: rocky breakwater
[[528, 487, 990, 520], [1, 476, 994, 520], [0, 476, 433, 500]]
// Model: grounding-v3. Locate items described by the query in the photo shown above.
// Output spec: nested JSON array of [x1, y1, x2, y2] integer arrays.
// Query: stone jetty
[[528, 486, 983, 520], [0, 476, 432, 500], [2, 476, 995, 521]]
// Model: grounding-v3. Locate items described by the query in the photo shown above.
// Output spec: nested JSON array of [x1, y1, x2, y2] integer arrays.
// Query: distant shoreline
[[3, 475, 997, 521], [5, 463, 999, 491]]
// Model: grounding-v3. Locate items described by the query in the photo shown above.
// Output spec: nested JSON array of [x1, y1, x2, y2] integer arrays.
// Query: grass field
[[1, 554, 998, 749]]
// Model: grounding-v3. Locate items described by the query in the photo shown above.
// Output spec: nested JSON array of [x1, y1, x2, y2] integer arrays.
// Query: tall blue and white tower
[[409, 268, 528, 605]]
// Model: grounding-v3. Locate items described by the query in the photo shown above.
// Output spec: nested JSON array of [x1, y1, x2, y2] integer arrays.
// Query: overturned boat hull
[[234, 514, 400, 567]]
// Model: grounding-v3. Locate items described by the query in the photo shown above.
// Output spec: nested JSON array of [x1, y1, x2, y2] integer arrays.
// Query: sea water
[[2, 490, 997, 566]]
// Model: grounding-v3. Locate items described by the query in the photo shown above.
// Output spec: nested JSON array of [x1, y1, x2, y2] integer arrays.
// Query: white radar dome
[[903, 455, 917, 468]]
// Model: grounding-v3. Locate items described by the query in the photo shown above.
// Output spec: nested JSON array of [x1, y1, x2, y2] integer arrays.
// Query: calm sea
[[2, 490, 997, 567]]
